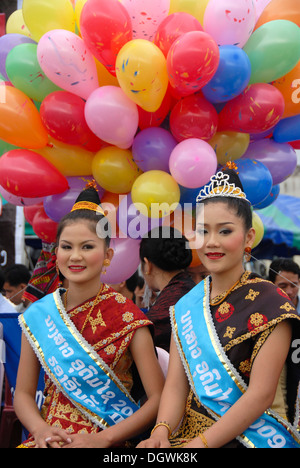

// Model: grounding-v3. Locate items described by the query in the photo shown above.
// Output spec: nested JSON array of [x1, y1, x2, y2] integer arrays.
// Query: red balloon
[[40, 91, 104, 152], [138, 89, 172, 130], [24, 203, 43, 225], [167, 31, 220, 97], [218, 84, 285, 134], [154, 12, 203, 58], [32, 205, 58, 243], [170, 93, 218, 142], [0, 149, 69, 197], [80, 0, 132, 76]]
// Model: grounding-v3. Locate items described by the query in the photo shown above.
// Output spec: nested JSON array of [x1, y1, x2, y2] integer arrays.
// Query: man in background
[[269, 258, 300, 315]]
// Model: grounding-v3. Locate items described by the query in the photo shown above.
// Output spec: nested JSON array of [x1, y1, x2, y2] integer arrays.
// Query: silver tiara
[[196, 171, 250, 204]]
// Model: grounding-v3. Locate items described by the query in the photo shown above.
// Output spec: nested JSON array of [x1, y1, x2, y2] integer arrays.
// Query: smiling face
[[56, 221, 113, 288], [196, 201, 255, 278]]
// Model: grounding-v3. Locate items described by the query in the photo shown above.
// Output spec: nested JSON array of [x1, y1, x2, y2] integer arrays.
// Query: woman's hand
[[32, 424, 72, 448], [137, 435, 171, 449], [62, 432, 111, 448]]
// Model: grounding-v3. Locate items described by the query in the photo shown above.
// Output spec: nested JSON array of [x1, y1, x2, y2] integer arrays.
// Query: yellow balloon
[[131, 170, 180, 218], [75, 0, 88, 33], [169, 0, 210, 25], [116, 40, 169, 113], [6, 10, 32, 38], [23, 0, 75, 42], [92, 146, 142, 194], [252, 211, 265, 249], [208, 131, 250, 166], [36, 138, 94, 176]]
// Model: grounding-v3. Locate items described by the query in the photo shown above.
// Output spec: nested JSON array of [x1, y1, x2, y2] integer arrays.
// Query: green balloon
[[243, 20, 300, 84], [5, 43, 61, 102]]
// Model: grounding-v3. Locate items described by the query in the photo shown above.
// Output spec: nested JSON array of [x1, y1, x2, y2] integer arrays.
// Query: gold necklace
[[64, 285, 104, 333], [210, 274, 243, 307]]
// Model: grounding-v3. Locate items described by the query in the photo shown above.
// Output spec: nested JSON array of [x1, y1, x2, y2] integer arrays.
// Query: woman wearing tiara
[[138, 168, 300, 449], [14, 183, 165, 448]]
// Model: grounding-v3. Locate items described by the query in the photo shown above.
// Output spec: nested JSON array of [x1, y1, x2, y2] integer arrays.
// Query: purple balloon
[[243, 139, 297, 185], [102, 237, 141, 284], [132, 127, 177, 172], [0, 34, 36, 80]]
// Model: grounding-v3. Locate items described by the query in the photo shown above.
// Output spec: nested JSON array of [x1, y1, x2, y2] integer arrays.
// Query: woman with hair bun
[[140, 227, 195, 352]]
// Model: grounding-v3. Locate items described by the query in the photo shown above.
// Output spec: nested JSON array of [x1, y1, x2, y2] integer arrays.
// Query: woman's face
[[56, 221, 113, 286], [196, 201, 255, 277]]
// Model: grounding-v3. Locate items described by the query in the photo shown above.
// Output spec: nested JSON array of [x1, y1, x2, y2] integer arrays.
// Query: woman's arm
[[14, 334, 72, 448], [185, 320, 293, 448]]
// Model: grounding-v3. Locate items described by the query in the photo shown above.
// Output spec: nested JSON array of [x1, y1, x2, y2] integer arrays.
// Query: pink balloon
[[85, 86, 139, 149], [254, 0, 272, 21], [101, 237, 141, 283], [0, 184, 44, 207], [37, 30, 99, 100], [203, 0, 256, 48], [119, 0, 170, 41], [169, 139, 217, 189]]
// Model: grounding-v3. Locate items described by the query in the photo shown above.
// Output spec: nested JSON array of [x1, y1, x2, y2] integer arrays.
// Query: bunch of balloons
[[0, 0, 299, 282]]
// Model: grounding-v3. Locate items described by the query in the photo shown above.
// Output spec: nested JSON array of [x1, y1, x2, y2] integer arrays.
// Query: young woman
[[14, 183, 165, 448], [138, 169, 300, 449]]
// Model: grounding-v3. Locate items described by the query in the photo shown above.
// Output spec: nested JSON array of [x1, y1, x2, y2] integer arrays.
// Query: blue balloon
[[255, 184, 280, 210], [233, 159, 273, 207], [202, 45, 251, 104], [273, 115, 300, 143], [179, 185, 203, 206]]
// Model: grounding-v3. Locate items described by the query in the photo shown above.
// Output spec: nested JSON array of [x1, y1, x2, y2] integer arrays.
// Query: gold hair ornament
[[196, 171, 250, 204], [71, 201, 106, 216]]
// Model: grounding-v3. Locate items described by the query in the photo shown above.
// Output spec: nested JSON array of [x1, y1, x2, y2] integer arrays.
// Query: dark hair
[[56, 187, 111, 247], [201, 197, 253, 232], [4, 264, 31, 286], [269, 258, 300, 283], [140, 226, 192, 272]]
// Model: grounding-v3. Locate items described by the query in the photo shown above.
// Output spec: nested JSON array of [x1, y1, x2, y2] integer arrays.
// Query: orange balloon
[[0, 84, 48, 148], [189, 247, 202, 268], [255, 0, 300, 29], [272, 62, 300, 118]]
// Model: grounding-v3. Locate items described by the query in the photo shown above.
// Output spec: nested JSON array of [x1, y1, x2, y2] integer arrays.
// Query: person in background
[[139, 227, 195, 352], [3, 264, 31, 312], [269, 258, 300, 316], [0, 267, 16, 313], [186, 262, 210, 285], [109, 271, 140, 303]]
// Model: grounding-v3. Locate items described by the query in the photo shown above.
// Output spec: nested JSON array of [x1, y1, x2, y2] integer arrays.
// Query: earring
[[102, 259, 110, 275], [244, 247, 252, 262]]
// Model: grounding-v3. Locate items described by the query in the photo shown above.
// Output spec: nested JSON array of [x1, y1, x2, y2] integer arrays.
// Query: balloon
[[117, 193, 162, 240], [80, 0, 132, 75], [119, 0, 170, 42], [31, 205, 58, 243], [6, 43, 61, 102], [116, 39, 169, 113], [169, 0, 210, 26], [167, 31, 220, 97], [154, 12, 203, 57], [170, 93, 218, 142], [132, 128, 177, 173], [272, 62, 300, 119], [0, 84, 48, 148], [24, 203, 44, 225], [254, 0, 273, 21], [138, 89, 172, 130], [0, 33, 36, 80], [218, 84, 285, 134], [94, 60, 119, 88], [243, 139, 297, 184], [22, 0, 75, 42], [6, 9, 32, 38], [243, 20, 300, 84], [100, 237, 141, 283], [273, 114, 300, 143], [255, 184, 280, 210], [202, 46, 251, 103], [169, 139, 218, 189], [85, 86, 139, 149], [203, 0, 256, 48], [231, 159, 273, 206], [208, 131, 250, 165], [0, 149, 69, 198], [74, 0, 88, 33], [44, 176, 105, 222], [252, 211, 265, 248], [255, 0, 300, 29], [36, 138, 95, 176], [131, 171, 180, 218], [92, 146, 141, 194], [40, 91, 104, 152], [0, 184, 44, 207], [37, 29, 99, 100]]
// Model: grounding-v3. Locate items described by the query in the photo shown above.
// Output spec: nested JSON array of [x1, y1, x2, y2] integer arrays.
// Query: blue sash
[[19, 290, 140, 430], [171, 278, 300, 448]]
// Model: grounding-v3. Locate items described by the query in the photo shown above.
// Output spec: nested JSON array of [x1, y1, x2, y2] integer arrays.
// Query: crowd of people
[[0, 170, 300, 448]]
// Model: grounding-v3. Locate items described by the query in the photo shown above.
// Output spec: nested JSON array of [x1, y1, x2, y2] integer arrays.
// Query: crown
[[196, 171, 250, 204]]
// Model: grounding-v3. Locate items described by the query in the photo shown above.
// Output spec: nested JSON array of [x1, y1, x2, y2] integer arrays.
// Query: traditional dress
[[18, 284, 153, 448], [170, 272, 300, 448]]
